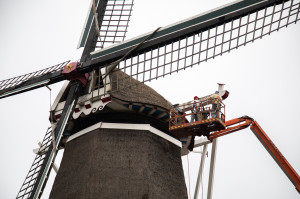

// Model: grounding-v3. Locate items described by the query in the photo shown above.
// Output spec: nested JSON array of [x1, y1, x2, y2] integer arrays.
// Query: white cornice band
[[67, 122, 182, 147]]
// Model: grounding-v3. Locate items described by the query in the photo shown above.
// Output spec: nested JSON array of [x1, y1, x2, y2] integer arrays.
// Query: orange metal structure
[[169, 97, 226, 138], [209, 116, 300, 194], [169, 97, 300, 193]]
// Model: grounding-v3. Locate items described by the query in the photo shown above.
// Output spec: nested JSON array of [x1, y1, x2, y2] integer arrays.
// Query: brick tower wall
[[49, 128, 188, 199]]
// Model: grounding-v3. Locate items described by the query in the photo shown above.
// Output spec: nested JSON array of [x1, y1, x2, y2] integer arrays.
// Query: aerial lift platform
[[169, 94, 226, 138], [169, 97, 300, 194]]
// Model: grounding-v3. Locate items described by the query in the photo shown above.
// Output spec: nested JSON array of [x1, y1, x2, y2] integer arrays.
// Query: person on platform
[[190, 96, 200, 122], [211, 91, 222, 118]]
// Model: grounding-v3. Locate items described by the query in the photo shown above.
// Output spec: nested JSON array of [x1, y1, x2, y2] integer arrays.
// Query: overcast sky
[[0, 1, 299, 199]]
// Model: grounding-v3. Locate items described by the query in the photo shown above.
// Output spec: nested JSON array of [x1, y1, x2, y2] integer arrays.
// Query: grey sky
[[0, 1, 299, 198]]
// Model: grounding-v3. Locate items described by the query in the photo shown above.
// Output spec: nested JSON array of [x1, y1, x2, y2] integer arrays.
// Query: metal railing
[[169, 97, 225, 129]]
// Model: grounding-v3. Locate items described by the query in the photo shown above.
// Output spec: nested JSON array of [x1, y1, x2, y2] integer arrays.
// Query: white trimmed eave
[[67, 122, 182, 148], [51, 81, 70, 111]]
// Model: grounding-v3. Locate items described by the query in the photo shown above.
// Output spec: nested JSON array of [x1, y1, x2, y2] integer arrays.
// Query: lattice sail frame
[[102, 0, 299, 95], [16, 128, 53, 199], [0, 61, 70, 93], [0, 1, 299, 99], [96, 0, 134, 49], [78, 0, 134, 50]]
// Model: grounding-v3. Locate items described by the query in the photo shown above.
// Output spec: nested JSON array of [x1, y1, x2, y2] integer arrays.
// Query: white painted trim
[[0, 79, 50, 98], [77, 0, 100, 49], [194, 137, 212, 148], [148, 108, 156, 116], [77, 0, 93, 49], [159, 0, 244, 33], [51, 81, 70, 111], [67, 122, 182, 147], [138, 106, 145, 113], [157, 112, 168, 119]]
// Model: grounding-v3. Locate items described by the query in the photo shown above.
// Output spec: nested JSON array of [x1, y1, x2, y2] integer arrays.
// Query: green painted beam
[[77, 0, 100, 48]]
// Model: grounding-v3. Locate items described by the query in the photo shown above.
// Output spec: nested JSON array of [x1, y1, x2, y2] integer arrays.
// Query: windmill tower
[[0, 0, 298, 198], [48, 69, 189, 198]]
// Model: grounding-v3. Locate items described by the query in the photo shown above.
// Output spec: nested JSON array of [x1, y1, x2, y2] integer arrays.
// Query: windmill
[[0, 0, 298, 198]]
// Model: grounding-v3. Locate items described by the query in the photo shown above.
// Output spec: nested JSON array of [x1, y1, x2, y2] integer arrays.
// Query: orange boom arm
[[209, 116, 300, 194]]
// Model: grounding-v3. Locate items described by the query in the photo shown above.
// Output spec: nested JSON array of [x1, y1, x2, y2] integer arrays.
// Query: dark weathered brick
[[50, 129, 187, 199]]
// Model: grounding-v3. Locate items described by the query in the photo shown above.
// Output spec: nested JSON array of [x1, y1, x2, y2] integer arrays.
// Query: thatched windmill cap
[[109, 69, 173, 111]]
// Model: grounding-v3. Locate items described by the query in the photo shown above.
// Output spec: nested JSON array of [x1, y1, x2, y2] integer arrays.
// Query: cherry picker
[[169, 93, 300, 194]]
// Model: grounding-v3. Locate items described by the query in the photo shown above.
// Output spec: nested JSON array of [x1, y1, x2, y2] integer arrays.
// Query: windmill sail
[[16, 81, 84, 199], [78, 0, 134, 61], [87, 0, 300, 96], [16, 127, 54, 199], [0, 0, 135, 99], [1, 0, 299, 99], [0, 61, 70, 99]]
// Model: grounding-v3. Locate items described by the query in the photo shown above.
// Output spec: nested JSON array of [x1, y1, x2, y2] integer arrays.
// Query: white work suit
[[210, 93, 222, 118]]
